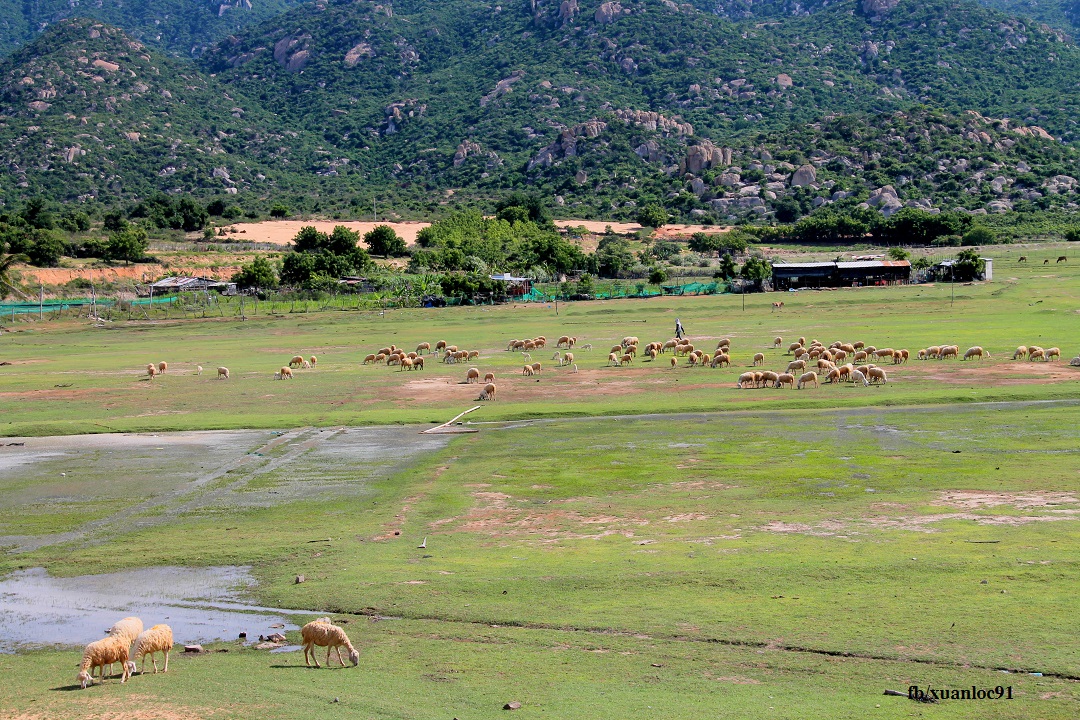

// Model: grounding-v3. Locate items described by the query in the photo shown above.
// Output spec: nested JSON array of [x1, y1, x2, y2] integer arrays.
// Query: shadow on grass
[[269, 664, 354, 670], [51, 683, 87, 691]]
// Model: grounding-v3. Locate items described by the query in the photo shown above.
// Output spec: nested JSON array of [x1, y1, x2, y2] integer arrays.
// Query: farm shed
[[489, 273, 532, 297], [149, 276, 229, 294], [772, 261, 910, 290]]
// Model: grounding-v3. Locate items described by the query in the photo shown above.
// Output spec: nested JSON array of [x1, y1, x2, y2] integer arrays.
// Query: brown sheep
[[853, 341, 865, 350], [837, 364, 854, 382], [926, 345, 941, 359], [963, 346, 988, 361], [363, 354, 377, 364], [78, 636, 131, 688], [737, 371, 756, 388], [399, 358, 415, 371], [676, 344, 695, 356], [1046, 347, 1061, 361], [467, 350, 480, 360], [531, 362, 542, 374], [146, 364, 157, 380], [610, 344, 624, 355], [940, 345, 959, 360], [480, 383, 498, 401], [867, 367, 888, 384], [447, 345, 459, 353], [796, 371, 818, 389], [562, 352, 575, 366], [670, 357, 678, 368], [508, 339, 525, 351], [620, 354, 633, 366], [436, 340, 448, 352], [646, 348, 658, 361], [687, 354, 699, 367], [794, 347, 808, 360], [839, 343, 855, 354], [621, 336, 639, 347], [786, 359, 807, 373], [775, 373, 795, 389], [416, 342, 431, 354], [484, 372, 495, 383], [832, 349, 847, 362], [522, 364, 535, 376], [711, 353, 730, 368], [786, 342, 802, 355], [217, 367, 230, 379], [662, 339, 679, 353], [752, 353, 765, 366], [387, 355, 401, 366], [157, 361, 167, 374], [466, 367, 480, 383], [413, 357, 425, 370], [717, 337, 731, 348], [608, 352, 620, 367], [374, 353, 387, 363], [278, 366, 293, 379], [625, 345, 638, 358], [557, 335, 572, 347], [761, 370, 779, 386], [826, 367, 841, 383], [773, 336, 782, 348], [407, 352, 418, 360], [1012, 346, 1028, 360], [309, 356, 317, 368], [853, 350, 869, 363], [289, 355, 305, 368]]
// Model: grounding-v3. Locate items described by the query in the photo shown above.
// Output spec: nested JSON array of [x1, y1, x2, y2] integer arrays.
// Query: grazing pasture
[[0, 258, 1078, 718]]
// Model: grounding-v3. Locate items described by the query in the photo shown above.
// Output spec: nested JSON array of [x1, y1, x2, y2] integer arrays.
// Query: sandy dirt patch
[[553, 220, 731, 238], [936, 491, 1079, 509], [214, 220, 431, 247], [18, 263, 243, 285]]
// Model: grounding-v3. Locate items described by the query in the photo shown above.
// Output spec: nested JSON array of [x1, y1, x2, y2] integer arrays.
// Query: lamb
[[1012, 346, 1028, 360], [797, 371, 819, 389], [737, 371, 756, 389], [479, 383, 498, 401], [157, 361, 167, 374], [753, 353, 765, 366], [289, 355, 305, 368], [126, 624, 173, 675], [301, 619, 359, 668], [484, 372, 495, 383], [78, 636, 131, 688], [217, 367, 229, 379], [552, 351, 562, 361], [302, 360, 312, 369], [773, 336, 782, 348], [775, 372, 795, 389], [562, 352, 575, 367], [277, 366, 293, 379], [195, 366, 202, 376], [1046, 347, 1061, 361], [580, 343, 593, 350], [466, 367, 480, 383], [867, 367, 888, 384], [963, 346, 988, 361]]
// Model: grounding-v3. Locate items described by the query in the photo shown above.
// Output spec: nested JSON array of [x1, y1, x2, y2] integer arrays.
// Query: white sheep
[[78, 636, 131, 688], [301, 619, 359, 668], [195, 365, 203, 376], [126, 624, 173, 675], [107, 617, 143, 646], [217, 367, 230, 379], [561, 352, 574, 367]]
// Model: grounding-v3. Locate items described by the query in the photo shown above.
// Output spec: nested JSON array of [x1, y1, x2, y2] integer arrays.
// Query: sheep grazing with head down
[[479, 383, 498, 401], [289, 355, 305, 368], [126, 624, 173, 675], [301, 619, 359, 668], [78, 636, 131, 688], [217, 367, 230, 379]]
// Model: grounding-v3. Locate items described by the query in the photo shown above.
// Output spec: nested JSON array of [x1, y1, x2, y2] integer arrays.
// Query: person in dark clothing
[[675, 318, 684, 340]]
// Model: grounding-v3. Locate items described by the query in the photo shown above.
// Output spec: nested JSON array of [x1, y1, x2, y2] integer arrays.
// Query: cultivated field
[[0, 247, 1078, 719]]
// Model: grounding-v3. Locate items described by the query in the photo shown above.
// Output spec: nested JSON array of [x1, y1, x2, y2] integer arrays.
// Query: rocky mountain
[[0, 0, 305, 58], [0, 19, 323, 202], [0, 0, 1078, 223]]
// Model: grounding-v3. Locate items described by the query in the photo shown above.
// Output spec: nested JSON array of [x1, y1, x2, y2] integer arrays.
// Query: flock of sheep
[[140, 328, 1078, 397], [76, 616, 172, 689], [76, 615, 359, 688]]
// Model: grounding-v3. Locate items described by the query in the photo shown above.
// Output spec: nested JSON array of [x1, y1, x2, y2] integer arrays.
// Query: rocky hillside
[[0, 0, 1078, 223], [0, 19, 321, 202], [0, 0, 305, 58]]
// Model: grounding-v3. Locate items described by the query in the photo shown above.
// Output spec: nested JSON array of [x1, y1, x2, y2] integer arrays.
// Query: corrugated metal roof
[[836, 260, 911, 269], [771, 262, 837, 269]]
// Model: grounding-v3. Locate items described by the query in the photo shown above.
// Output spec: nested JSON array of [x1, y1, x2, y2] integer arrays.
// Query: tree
[[1064, 228, 1080, 242], [106, 226, 149, 265], [952, 249, 985, 282], [0, 248, 28, 299], [740, 256, 772, 291], [648, 266, 668, 285], [20, 198, 54, 230], [364, 225, 408, 258], [961, 226, 995, 246], [636, 204, 669, 229], [177, 197, 209, 232], [495, 193, 550, 225], [26, 230, 66, 267], [232, 257, 278, 293], [102, 211, 128, 232], [269, 203, 289, 219], [594, 235, 635, 278], [715, 254, 738, 280], [689, 231, 749, 257], [887, 247, 911, 261]]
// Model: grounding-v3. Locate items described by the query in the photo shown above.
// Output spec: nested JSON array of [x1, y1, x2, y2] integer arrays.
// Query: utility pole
[[39, 285, 43, 321]]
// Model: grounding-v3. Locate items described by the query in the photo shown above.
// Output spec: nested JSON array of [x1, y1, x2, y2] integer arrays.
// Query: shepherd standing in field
[[675, 318, 685, 340]]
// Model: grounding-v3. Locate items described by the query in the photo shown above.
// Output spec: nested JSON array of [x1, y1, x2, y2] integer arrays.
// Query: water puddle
[[0, 565, 309, 652]]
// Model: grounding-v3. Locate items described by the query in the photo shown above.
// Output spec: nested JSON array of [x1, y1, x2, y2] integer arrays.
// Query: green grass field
[[0, 246, 1078, 718]]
